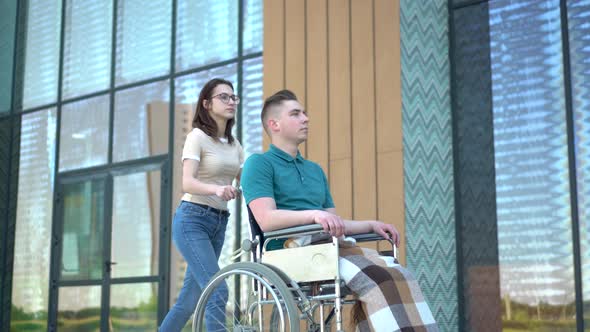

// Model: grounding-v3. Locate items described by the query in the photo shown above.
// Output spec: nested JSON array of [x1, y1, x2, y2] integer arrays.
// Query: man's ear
[[268, 118, 280, 133]]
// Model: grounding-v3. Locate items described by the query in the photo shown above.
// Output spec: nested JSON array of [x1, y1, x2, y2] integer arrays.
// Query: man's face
[[274, 100, 309, 143]]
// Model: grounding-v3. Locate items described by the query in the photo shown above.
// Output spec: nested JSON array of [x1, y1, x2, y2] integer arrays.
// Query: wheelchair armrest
[[263, 224, 326, 240], [349, 233, 388, 243], [349, 233, 398, 260]]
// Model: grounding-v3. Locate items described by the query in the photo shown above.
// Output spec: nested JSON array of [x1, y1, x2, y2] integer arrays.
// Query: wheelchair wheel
[[192, 262, 300, 332]]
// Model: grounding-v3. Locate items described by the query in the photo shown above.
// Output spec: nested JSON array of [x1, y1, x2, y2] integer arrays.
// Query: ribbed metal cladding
[[400, 0, 458, 330]]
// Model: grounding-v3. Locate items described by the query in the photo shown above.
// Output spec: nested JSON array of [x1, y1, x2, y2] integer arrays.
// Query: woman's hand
[[215, 185, 239, 201]]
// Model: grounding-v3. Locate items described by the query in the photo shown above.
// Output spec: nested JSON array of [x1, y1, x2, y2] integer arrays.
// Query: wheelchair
[[192, 208, 397, 332]]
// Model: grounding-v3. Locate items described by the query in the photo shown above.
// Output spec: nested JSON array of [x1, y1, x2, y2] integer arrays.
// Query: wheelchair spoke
[[193, 263, 300, 332]]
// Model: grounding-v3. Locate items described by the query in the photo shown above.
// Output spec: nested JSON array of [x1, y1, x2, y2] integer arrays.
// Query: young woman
[[160, 78, 243, 332]]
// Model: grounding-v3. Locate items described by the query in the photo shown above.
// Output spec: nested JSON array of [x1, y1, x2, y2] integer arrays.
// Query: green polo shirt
[[242, 144, 335, 249]]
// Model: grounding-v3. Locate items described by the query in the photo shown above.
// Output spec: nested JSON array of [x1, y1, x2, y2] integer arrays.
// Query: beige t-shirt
[[181, 128, 244, 210]]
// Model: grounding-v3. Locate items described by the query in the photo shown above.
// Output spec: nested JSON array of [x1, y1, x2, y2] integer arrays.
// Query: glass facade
[[3, 0, 589, 331], [7, 0, 263, 330], [451, 0, 589, 330]]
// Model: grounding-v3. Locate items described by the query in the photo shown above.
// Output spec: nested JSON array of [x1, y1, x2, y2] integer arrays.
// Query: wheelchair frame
[[192, 209, 397, 332]]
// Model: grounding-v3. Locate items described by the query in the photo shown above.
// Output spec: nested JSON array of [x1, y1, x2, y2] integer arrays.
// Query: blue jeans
[[160, 201, 229, 332]]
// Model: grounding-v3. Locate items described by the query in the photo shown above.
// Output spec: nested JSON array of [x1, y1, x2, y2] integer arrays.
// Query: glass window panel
[[62, 0, 112, 99], [113, 80, 170, 162], [568, 0, 590, 324], [59, 94, 109, 171], [11, 109, 57, 332], [243, 0, 263, 54], [176, 0, 237, 71], [0, 0, 17, 113], [241, 56, 263, 158], [60, 179, 105, 281], [23, 0, 61, 109], [239, 56, 264, 240], [57, 286, 101, 331], [110, 283, 158, 331], [115, 0, 171, 86], [111, 170, 161, 278], [489, 0, 576, 330]]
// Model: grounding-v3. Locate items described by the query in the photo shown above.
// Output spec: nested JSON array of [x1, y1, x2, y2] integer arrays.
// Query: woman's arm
[[181, 159, 237, 201]]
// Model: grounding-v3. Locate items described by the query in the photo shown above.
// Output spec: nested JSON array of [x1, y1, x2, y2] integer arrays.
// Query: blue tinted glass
[[115, 0, 171, 85], [243, 0, 263, 54], [568, 0, 590, 322], [23, 0, 61, 109], [241, 56, 263, 158], [176, 0, 237, 71], [59, 95, 109, 171], [0, 1, 16, 113], [490, 0, 575, 328], [63, 0, 112, 99], [11, 108, 57, 332], [113, 80, 170, 162]]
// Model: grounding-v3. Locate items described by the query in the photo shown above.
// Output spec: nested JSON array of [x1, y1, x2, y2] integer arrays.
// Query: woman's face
[[206, 84, 238, 121]]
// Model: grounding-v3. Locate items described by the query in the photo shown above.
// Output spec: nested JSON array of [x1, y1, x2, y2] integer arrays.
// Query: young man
[[241, 90, 438, 331]]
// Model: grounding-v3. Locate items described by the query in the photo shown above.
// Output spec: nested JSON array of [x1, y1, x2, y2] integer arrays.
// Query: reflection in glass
[[57, 286, 101, 332], [62, 0, 112, 99], [110, 283, 158, 331], [113, 80, 170, 162], [169, 64, 238, 308], [239, 56, 263, 241], [59, 95, 109, 171], [567, 0, 590, 324], [60, 179, 105, 281], [0, 0, 17, 112], [11, 109, 57, 332], [23, 0, 61, 109], [115, 0, 171, 85], [111, 170, 161, 278], [489, 0, 576, 330], [243, 0, 263, 54], [240, 57, 263, 159], [176, 0, 237, 71]]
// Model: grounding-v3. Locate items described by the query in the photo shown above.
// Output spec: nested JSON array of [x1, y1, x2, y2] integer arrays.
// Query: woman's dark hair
[[192, 78, 236, 144]]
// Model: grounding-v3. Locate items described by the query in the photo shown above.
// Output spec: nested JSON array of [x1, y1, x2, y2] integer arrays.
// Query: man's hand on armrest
[[325, 208, 400, 247], [249, 198, 345, 237]]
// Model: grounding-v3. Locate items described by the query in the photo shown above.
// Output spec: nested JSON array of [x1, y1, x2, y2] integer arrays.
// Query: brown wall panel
[[350, 0, 376, 220], [374, 0, 404, 262], [328, 0, 352, 218], [306, 0, 329, 172]]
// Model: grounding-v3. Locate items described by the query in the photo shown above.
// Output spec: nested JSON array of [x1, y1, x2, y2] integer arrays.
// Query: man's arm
[[249, 198, 346, 237], [325, 208, 400, 246]]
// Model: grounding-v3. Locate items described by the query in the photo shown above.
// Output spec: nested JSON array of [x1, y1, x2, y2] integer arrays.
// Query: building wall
[[400, 1, 458, 330], [263, 0, 458, 329], [262, 0, 406, 262]]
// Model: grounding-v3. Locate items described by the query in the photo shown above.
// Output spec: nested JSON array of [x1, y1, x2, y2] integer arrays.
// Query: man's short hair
[[261, 89, 298, 135]]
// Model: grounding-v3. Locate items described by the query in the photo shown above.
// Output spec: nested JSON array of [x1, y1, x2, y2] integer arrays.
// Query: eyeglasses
[[211, 93, 240, 105]]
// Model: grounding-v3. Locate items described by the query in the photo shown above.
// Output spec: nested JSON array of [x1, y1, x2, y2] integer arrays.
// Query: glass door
[[48, 162, 169, 331], [50, 175, 107, 332]]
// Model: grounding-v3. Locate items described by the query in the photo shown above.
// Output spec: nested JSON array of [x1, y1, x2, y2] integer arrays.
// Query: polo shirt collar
[[269, 144, 304, 162]]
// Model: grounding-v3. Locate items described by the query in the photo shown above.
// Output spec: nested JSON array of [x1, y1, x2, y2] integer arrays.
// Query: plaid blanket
[[339, 247, 439, 332]]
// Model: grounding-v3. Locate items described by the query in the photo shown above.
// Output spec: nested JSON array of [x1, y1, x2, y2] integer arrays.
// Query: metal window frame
[[2, 0, 263, 330]]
